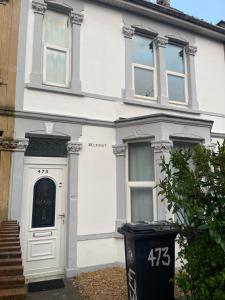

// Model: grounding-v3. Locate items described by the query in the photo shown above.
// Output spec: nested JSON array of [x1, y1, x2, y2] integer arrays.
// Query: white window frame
[[166, 46, 188, 106], [132, 36, 157, 101], [43, 11, 71, 88], [126, 141, 157, 223]]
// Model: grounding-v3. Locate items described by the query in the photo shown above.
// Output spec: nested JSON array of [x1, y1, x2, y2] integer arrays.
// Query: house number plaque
[[37, 169, 49, 174]]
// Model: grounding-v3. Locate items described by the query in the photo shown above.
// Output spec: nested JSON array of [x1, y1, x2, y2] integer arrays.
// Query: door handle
[[58, 213, 66, 224], [58, 214, 65, 218]]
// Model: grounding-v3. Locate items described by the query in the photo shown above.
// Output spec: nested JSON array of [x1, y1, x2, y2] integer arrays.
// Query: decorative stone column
[[65, 141, 82, 277], [151, 140, 172, 221], [8, 139, 29, 222], [122, 26, 135, 99], [154, 36, 168, 105], [70, 12, 83, 93], [112, 144, 127, 229], [185, 45, 198, 110]]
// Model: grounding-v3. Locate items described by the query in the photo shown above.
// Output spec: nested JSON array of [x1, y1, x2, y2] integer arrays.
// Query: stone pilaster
[[113, 144, 127, 229], [65, 141, 82, 277], [151, 140, 173, 221]]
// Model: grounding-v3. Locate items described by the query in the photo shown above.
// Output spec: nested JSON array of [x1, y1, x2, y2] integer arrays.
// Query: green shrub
[[159, 141, 225, 300]]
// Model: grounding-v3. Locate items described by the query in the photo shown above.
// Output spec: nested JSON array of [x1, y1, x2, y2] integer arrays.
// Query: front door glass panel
[[32, 178, 56, 228]]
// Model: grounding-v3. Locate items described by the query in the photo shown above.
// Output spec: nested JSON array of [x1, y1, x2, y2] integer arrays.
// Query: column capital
[[112, 144, 127, 157], [151, 140, 172, 153], [185, 45, 198, 56], [122, 26, 135, 39], [32, 1, 47, 15], [0, 138, 16, 151], [70, 12, 84, 25], [0, 0, 9, 5], [67, 142, 82, 154], [204, 143, 217, 152], [154, 36, 168, 48], [14, 139, 29, 152]]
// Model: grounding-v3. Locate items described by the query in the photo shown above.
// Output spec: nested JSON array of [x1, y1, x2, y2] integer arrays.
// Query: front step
[[0, 252, 22, 259], [0, 221, 26, 300], [0, 242, 20, 247], [0, 234, 19, 239], [0, 246, 21, 253], [0, 258, 22, 266], [0, 287, 26, 300], [0, 266, 23, 276], [0, 238, 20, 243], [0, 275, 25, 289]]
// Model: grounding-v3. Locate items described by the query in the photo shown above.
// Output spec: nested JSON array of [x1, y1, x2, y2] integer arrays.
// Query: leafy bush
[[159, 141, 225, 300]]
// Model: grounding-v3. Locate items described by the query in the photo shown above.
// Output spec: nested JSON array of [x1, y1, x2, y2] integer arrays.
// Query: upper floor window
[[43, 10, 71, 87], [128, 142, 155, 223], [166, 43, 187, 104], [132, 35, 156, 100]]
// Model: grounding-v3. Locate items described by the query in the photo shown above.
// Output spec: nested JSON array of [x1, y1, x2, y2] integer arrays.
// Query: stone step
[[0, 287, 26, 300], [0, 242, 20, 247], [0, 230, 19, 234], [0, 258, 22, 266], [0, 234, 19, 239], [0, 238, 20, 243], [0, 246, 21, 253], [0, 265, 23, 276], [0, 275, 25, 289], [0, 252, 22, 259]]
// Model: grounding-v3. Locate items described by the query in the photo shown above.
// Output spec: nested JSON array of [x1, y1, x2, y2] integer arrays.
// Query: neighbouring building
[[3, 0, 225, 281], [0, 0, 21, 221]]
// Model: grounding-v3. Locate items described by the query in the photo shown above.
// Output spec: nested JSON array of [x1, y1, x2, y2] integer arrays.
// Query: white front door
[[21, 157, 67, 280]]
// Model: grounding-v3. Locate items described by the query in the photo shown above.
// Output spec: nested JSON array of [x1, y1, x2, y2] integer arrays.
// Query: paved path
[[26, 279, 82, 300]]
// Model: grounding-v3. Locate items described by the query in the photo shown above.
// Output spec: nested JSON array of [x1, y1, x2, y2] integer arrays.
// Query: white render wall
[[78, 126, 116, 235], [81, 3, 125, 97], [23, 1, 225, 128], [195, 36, 225, 114]]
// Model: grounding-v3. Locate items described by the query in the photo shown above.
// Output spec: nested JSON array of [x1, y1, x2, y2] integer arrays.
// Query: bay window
[[43, 10, 70, 87], [132, 35, 156, 99], [166, 43, 187, 104], [128, 142, 155, 223]]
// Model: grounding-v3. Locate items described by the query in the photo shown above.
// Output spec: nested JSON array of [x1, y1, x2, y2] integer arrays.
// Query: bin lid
[[118, 221, 178, 238]]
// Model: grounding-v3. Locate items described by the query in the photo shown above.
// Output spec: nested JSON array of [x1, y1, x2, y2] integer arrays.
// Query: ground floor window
[[127, 142, 155, 223]]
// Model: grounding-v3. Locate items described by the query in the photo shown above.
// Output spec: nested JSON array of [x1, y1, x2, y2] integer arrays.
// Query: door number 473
[[148, 247, 171, 267]]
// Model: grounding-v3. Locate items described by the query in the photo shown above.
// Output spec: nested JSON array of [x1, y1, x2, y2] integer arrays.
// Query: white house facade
[[8, 0, 225, 280]]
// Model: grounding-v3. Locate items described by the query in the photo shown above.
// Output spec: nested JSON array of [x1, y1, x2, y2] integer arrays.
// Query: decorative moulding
[[122, 26, 135, 39], [185, 45, 198, 56], [0, 138, 17, 151], [14, 139, 29, 152], [67, 142, 82, 154], [70, 12, 84, 25], [32, 1, 47, 14], [151, 140, 172, 153], [154, 36, 168, 48], [112, 144, 127, 156]]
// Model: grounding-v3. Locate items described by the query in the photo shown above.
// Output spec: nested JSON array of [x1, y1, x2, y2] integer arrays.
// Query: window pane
[[45, 10, 69, 48], [132, 35, 154, 66], [166, 44, 185, 74], [129, 142, 154, 181], [134, 67, 154, 97], [131, 188, 153, 223], [168, 74, 185, 102], [32, 178, 56, 228], [46, 48, 67, 85], [173, 141, 197, 150]]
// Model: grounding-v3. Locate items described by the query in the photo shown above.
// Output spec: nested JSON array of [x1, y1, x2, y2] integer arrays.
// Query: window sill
[[26, 82, 84, 97], [124, 98, 200, 115]]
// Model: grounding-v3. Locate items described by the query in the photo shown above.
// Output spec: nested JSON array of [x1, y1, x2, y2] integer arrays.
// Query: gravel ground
[[74, 267, 184, 300]]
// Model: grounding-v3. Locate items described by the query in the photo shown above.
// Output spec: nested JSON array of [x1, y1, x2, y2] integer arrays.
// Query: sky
[[151, 0, 225, 24]]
